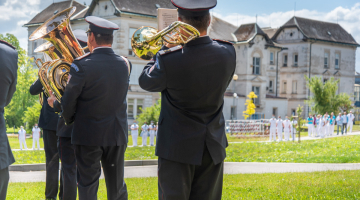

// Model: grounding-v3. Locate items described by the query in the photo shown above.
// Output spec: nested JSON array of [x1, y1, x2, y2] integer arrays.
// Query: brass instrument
[[131, 21, 200, 60], [29, 6, 85, 102]]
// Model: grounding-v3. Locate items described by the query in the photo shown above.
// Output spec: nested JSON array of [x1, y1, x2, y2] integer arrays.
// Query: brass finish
[[29, 7, 85, 103], [131, 21, 200, 60]]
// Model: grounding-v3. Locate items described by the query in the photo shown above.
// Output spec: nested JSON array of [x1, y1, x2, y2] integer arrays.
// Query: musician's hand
[[164, 42, 178, 48], [47, 90, 56, 108]]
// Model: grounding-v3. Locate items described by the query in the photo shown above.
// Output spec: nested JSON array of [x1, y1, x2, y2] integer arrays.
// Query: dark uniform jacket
[[54, 101, 73, 138], [0, 40, 17, 170], [139, 36, 236, 165], [61, 48, 131, 146], [29, 79, 58, 131]]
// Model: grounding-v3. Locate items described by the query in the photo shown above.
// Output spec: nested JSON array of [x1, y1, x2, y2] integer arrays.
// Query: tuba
[[29, 6, 85, 103], [131, 21, 200, 60]]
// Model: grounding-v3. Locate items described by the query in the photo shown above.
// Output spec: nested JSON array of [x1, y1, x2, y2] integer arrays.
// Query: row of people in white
[[269, 115, 298, 142], [17, 124, 41, 150], [130, 122, 158, 147]]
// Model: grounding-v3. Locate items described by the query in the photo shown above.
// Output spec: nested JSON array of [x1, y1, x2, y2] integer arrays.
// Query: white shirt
[[141, 124, 148, 132], [276, 119, 283, 129], [291, 120, 298, 129], [283, 119, 291, 131], [148, 124, 156, 133], [32, 127, 41, 139], [269, 118, 277, 129], [130, 124, 139, 135], [348, 114, 354, 121], [18, 129, 26, 138]]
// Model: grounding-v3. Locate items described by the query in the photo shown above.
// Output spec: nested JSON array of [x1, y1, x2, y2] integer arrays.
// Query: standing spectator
[[269, 115, 277, 142], [307, 114, 314, 137], [342, 111, 348, 134], [32, 124, 41, 150], [18, 126, 27, 150], [141, 122, 149, 146], [149, 121, 156, 146], [291, 117, 298, 141], [324, 114, 330, 137], [329, 112, 335, 136], [347, 111, 355, 134], [316, 115, 322, 137], [312, 114, 317, 136], [130, 121, 139, 147], [276, 116, 283, 141], [319, 115, 326, 138], [283, 116, 291, 141], [336, 113, 343, 135]]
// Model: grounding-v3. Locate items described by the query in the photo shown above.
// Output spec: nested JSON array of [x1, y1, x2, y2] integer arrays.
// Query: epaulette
[[75, 52, 91, 60], [159, 45, 183, 56], [0, 40, 16, 50], [213, 39, 234, 45]]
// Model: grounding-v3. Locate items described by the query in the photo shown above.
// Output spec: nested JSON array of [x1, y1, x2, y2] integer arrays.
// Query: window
[[253, 57, 260, 75], [230, 106, 237, 120], [294, 54, 298, 66], [283, 54, 288, 67], [324, 52, 329, 68], [129, 64, 144, 85], [335, 53, 340, 69], [270, 52, 274, 65], [323, 78, 328, 84], [129, 28, 137, 55], [127, 98, 144, 119], [292, 81, 297, 94], [272, 107, 278, 116], [282, 81, 287, 93], [252, 86, 260, 105], [291, 109, 296, 116], [355, 86, 360, 101], [269, 80, 273, 93]]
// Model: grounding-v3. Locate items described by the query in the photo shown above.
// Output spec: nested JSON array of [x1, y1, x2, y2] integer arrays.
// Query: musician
[[0, 40, 17, 200], [59, 16, 131, 200], [138, 0, 236, 199], [47, 29, 89, 200], [30, 64, 60, 199]]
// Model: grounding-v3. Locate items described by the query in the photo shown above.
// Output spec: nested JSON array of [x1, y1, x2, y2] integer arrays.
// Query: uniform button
[[111, 164, 115, 166]]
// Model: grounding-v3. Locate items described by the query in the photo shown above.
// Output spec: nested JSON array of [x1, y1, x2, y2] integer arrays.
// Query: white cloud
[[213, 3, 360, 71], [0, 0, 40, 20]]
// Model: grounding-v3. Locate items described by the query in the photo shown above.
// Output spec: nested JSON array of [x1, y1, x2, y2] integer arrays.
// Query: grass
[[7, 170, 360, 199], [8, 138, 44, 149]]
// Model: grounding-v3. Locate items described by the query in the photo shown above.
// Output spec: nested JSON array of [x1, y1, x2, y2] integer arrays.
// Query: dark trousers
[[75, 145, 128, 200], [58, 137, 77, 200], [43, 129, 60, 199], [0, 167, 9, 200], [158, 147, 224, 200], [343, 123, 347, 134]]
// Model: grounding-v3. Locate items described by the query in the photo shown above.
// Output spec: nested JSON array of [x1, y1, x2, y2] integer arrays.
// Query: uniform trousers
[[19, 137, 27, 150], [32, 137, 40, 150], [0, 167, 9, 200], [318, 126, 324, 138], [158, 146, 223, 200], [131, 133, 138, 147], [330, 125, 335, 136], [43, 129, 60, 199], [291, 128, 296, 141], [284, 129, 290, 141], [312, 125, 317, 136], [308, 124, 313, 137], [277, 129, 283, 141], [347, 122, 353, 133], [142, 131, 148, 146], [75, 145, 128, 200], [58, 137, 77, 200], [149, 131, 155, 146], [269, 128, 276, 141]]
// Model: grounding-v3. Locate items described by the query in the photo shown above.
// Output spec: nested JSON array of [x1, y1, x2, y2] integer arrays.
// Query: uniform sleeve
[[61, 61, 86, 125], [29, 79, 43, 95], [138, 53, 167, 92], [53, 100, 62, 113]]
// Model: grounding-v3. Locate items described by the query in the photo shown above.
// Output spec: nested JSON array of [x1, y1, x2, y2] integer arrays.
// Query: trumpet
[[131, 21, 200, 60], [29, 7, 85, 103]]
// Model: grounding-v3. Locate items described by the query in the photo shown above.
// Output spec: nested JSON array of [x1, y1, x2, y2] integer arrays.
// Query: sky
[[1, 0, 360, 70]]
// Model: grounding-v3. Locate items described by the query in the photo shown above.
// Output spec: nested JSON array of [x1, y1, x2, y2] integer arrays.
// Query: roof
[[208, 15, 237, 42], [272, 16, 359, 46], [24, 0, 87, 26], [233, 23, 275, 46], [262, 27, 278, 39]]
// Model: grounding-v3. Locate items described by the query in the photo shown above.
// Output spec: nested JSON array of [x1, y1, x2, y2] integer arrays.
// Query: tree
[[243, 91, 257, 120], [1, 33, 39, 128], [22, 103, 42, 133], [305, 76, 353, 114], [136, 98, 161, 129]]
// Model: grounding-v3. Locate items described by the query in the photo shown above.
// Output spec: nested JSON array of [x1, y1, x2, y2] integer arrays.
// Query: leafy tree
[[22, 103, 42, 133], [1, 33, 39, 128], [305, 76, 353, 114], [243, 92, 257, 119], [136, 99, 161, 131]]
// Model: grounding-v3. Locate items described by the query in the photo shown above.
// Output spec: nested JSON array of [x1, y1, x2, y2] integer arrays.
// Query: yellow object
[[243, 92, 258, 119]]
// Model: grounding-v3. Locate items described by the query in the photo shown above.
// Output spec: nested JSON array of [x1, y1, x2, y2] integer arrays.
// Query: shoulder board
[[0, 40, 16, 49], [159, 45, 183, 56], [120, 56, 131, 76], [75, 52, 91, 60], [213, 39, 234, 45]]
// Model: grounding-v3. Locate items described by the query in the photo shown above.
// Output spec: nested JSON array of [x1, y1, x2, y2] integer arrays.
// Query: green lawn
[[8, 138, 44, 149], [7, 170, 360, 199]]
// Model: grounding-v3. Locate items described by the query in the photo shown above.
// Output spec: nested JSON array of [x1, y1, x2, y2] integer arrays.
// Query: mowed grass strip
[[7, 170, 360, 199]]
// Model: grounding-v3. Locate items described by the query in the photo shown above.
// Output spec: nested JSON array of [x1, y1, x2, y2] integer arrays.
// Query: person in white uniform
[[141, 122, 149, 146], [130, 121, 139, 147], [347, 111, 355, 134], [291, 117, 298, 141], [283, 116, 291, 141], [276, 116, 283, 141], [307, 114, 314, 137], [329, 112, 335, 136], [32, 124, 41, 150], [269, 115, 277, 142], [319, 115, 326, 138], [316, 115, 321, 137], [18, 126, 27, 150], [149, 121, 156, 146], [323, 114, 330, 137]]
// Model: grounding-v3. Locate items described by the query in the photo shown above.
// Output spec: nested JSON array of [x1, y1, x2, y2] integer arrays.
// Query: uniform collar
[[185, 36, 212, 47], [92, 46, 114, 54]]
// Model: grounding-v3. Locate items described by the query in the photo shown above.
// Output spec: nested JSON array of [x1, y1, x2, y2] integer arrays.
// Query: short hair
[[178, 13, 211, 33], [91, 31, 113, 45]]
